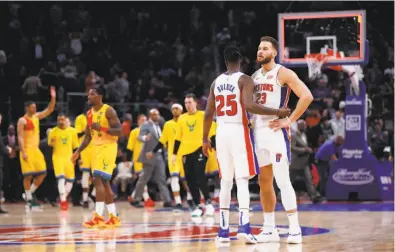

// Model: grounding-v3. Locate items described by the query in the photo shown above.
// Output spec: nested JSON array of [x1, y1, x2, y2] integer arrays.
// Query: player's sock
[[106, 203, 117, 216], [219, 179, 232, 228], [25, 190, 32, 201], [287, 212, 300, 229], [91, 188, 96, 197], [170, 177, 182, 204], [186, 192, 193, 201], [142, 186, 150, 201], [219, 209, 229, 229], [236, 178, 250, 225], [214, 188, 220, 198], [65, 182, 73, 196], [263, 212, 275, 229], [131, 190, 136, 198], [30, 184, 37, 194], [58, 178, 66, 202], [95, 202, 104, 216], [83, 192, 89, 202], [82, 172, 90, 201]]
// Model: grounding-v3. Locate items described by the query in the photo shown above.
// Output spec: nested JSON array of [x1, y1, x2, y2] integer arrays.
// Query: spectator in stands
[[368, 121, 390, 159], [314, 135, 344, 197], [320, 117, 334, 142], [22, 74, 45, 101], [329, 111, 345, 137]]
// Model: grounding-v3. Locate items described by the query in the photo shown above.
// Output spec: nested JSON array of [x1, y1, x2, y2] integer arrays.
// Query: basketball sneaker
[[83, 213, 105, 229], [144, 198, 155, 208], [205, 203, 215, 216], [60, 201, 68, 211], [191, 206, 204, 217], [255, 226, 280, 243], [236, 223, 258, 244], [173, 204, 184, 213], [104, 213, 121, 228], [216, 227, 230, 242], [287, 226, 302, 244]]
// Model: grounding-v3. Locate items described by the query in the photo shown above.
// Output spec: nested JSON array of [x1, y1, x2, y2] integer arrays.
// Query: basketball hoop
[[305, 53, 327, 80]]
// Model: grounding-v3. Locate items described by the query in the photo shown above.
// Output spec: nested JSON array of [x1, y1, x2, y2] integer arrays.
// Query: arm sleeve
[[153, 142, 164, 153]]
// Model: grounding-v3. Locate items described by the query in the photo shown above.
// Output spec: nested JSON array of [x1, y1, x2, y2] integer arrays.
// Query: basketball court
[[0, 201, 393, 251], [0, 7, 393, 252]]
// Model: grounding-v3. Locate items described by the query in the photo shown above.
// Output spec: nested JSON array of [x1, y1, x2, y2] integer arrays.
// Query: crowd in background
[[0, 2, 393, 204]]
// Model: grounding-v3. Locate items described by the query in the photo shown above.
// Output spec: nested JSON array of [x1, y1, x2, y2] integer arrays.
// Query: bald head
[[297, 119, 306, 133], [149, 109, 160, 122]]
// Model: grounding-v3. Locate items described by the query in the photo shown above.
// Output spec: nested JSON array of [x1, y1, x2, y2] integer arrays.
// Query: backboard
[[278, 10, 368, 67]]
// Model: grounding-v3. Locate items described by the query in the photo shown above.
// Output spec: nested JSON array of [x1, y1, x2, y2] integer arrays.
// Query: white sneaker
[[191, 207, 204, 217], [205, 204, 215, 216], [255, 226, 280, 243], [287, 226, 302, 244]]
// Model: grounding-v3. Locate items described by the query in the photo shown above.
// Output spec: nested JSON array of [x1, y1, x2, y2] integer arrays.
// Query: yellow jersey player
[[172, 93, 217, 217], [48, 114, 79, 211], [160, 103, 193, 212], [71, 87, 122, 228], [17, 86, 56, 209], [75, 108, 93, 208]]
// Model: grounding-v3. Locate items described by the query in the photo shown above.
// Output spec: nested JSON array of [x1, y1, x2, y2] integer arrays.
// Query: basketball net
[[305, 53, 327, 80], [306, 48, 362, 95]]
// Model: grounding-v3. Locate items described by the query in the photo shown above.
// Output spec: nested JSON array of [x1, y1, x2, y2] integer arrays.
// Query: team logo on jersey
[[102, 160, 108, 170], [0, 222, 330, 245], [60, 136, 68, 145], [276, 153, 282, 162], [186, 120, 196, 132]]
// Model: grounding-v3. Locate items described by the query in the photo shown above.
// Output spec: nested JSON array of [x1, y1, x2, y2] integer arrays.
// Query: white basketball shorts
[[215, 123, 259, 181], [253, 126, 291, 167]]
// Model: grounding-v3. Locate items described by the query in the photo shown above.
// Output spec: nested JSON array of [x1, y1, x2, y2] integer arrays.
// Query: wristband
[[285, 117, 292, 125]]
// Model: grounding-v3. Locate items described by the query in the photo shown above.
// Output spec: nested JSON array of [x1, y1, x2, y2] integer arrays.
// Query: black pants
[[184, 148, 211, 206], [315, 160, 330, 197]]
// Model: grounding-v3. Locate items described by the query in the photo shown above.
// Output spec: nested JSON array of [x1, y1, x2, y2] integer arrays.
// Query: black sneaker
[[173, 204, 183, 213], [130, 200, 144, 208], [0, 208, 8, 214], [163, 202, 173, 208], [187, 200, 195, 210], [83, 201, 89, 208]]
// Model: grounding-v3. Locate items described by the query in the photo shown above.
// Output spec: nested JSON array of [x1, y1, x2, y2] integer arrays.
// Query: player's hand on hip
[[171, 154, 177, 165], [145, 134, 151, 141], [277, 108, 291, 118], [202, 140, 212, 157], [146, 152, 153, 159], [91, 123, 101, 131], [269, 118, 290, 132], [71, 151, 80, 164], [22, 152, 28, 161]]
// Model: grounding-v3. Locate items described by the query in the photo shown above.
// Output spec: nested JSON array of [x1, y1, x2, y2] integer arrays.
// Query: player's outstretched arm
[[76, 126, 91, 154], [240, 75, 290, 116], [202, 82, 216, 156], [105, 106, 122, 136], [279, 68, 313, 124], [36, 86, 56, 120]]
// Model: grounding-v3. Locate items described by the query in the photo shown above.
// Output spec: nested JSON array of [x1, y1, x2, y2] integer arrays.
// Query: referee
[[172, 93, 216, 217]]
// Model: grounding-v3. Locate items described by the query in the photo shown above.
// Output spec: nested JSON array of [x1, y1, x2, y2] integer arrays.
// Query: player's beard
[[257, 55, 272, 65]]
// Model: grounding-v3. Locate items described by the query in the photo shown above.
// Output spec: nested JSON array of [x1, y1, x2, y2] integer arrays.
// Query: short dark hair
[[224, 45, 242, 63], [25, 101, 35, 107], [137, 114, 146, 120], [260, 36, 279, 51], [58, 112, 66, 117], [92, 85, 106, 96], [185, 93, 197, 101]]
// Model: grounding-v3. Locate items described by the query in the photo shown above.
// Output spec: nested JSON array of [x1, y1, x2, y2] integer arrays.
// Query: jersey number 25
[[216, 94, 237, 116]]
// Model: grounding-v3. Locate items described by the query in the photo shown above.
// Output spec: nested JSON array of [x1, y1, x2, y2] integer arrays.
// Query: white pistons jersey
[[213, 72, 247, 125], [251, 64, 291, 166], [213, 71, 259, 180], [252, 64, 291, 128]]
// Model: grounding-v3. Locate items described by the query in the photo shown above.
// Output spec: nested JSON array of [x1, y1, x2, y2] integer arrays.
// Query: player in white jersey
[[251, 36, 313, 244], [202, 45, 290, 244]]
